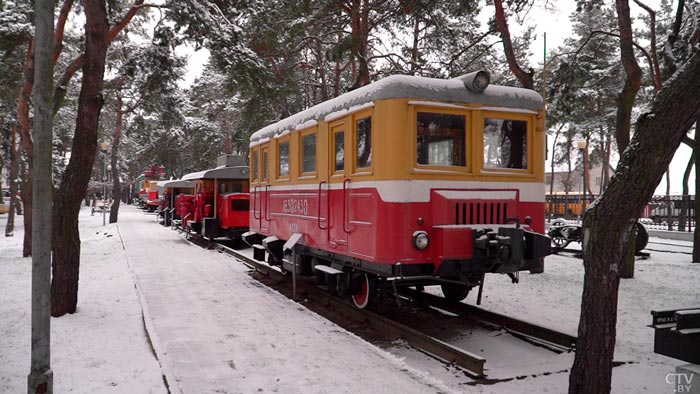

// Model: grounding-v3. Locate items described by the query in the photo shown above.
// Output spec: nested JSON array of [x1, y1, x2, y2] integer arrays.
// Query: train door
[[328, 122, 348, 251], [260, 146, 270, 232]]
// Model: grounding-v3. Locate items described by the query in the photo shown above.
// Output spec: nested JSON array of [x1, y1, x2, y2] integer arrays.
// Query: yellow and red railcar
[[245, 71, 551, 308]]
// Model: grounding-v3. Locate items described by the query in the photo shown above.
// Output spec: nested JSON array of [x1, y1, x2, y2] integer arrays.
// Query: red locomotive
[[180, 155, 251, 240], [244, 71, 551, 308]]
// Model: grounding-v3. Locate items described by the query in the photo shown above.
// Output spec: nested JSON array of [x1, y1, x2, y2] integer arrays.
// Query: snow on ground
[[1, 206, 699, 394], [0, 209, 166, 393]]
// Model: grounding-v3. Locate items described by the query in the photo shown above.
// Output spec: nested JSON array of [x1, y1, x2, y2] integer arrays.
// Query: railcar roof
[[156, 180, 195, 189], [181, 166, 249, 181], [250, 74, 543, 144]]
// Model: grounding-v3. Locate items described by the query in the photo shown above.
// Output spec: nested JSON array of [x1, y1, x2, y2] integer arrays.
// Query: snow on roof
[[250, 73, 543, 143], [156, 180, 195, 189], [181, 166, 249, 181]]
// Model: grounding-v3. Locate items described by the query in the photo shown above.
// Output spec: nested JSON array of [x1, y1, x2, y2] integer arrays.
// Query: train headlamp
[[413, 231, 429, 250], [456, 70, 491, 92]]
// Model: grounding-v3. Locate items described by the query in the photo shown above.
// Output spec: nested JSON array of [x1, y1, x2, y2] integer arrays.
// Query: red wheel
[[351, 273, 375, 309]]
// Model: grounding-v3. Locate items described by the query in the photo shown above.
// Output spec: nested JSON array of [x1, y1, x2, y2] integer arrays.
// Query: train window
[[252, 150, 258, 181], [301, 133, 316, 173], [334, 130, 345, 172], [355, 116, 372, 169], [416, 112, 466, 167], [232, 199, 250, 211], [278, 140, 290, 178], [262, 148, 269, 181], [483, 118, 528, 169]]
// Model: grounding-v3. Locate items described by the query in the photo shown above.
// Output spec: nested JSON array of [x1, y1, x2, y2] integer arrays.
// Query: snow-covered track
[[399, 288, 577, 353], [210, 239, 488, 377]]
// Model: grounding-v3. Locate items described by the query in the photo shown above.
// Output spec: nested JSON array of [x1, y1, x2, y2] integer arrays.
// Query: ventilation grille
[[454, 202, 508, 225]]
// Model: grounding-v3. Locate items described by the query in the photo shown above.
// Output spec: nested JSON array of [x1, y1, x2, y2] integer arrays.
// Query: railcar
[[155, 179, 195, 226], [180, 155, 251, 239], [245, 71, 551, 309]]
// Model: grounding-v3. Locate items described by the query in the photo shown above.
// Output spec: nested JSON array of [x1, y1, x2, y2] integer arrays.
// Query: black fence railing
[[546, 194, 696, 232]]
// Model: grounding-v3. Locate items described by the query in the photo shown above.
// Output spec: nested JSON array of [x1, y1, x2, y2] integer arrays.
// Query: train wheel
[[351, 273, 376, 309], [440, 283, 469, 302]]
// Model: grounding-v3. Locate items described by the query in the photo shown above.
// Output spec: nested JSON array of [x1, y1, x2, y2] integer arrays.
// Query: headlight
[[413, 231, 429, 250]]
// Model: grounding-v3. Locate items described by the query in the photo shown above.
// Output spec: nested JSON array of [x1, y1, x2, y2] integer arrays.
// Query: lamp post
[[100, 141, 109, 226], [575, 140, 588, 218]]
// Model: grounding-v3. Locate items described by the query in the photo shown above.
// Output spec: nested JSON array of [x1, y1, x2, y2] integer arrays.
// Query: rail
[[204, 239, 579, 378], [212, 241, 487, 376], [399, 288, 577, 353]]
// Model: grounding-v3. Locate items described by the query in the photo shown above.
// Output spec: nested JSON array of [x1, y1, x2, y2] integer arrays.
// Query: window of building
[[334, 130, 345, 172], [278, 140, 290, 178], [356, 116, 372, 169], [301, 133, 316, 173], [483, 118, 528, 169], [416, 112, 466, 166]]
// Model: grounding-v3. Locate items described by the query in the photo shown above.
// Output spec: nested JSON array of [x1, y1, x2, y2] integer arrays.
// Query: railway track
[[186, 235, 578, 380]]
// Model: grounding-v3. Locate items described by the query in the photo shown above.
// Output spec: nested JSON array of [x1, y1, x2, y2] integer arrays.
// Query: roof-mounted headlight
[[454, 70, 490, 92]]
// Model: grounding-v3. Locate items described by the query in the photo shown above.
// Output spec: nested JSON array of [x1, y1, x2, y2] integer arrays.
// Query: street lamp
[[100, 141, 109, 226], [575, 140, 588, 218]]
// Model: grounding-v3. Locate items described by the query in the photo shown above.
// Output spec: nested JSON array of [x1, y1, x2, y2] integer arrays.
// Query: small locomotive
[[179, 155, 250, 240], [243, 71, 552, 308]]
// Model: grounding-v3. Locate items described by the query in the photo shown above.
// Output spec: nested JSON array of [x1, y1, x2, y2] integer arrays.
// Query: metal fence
[[546, 194, 696, 232]]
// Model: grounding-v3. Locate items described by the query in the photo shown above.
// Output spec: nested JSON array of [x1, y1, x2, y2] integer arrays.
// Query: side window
[[252, 150, 259, 181], [278, 140, 290, 178], [301, 133, 316, 173], [356, 116, 372, 169], [483, 118, 528, 169], [334, 130, 345, 172], [416, 112, 466, 166], [262, 147, 269, 181]]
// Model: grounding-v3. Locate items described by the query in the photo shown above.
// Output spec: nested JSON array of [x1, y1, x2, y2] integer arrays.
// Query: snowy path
[[117, 207, 453, 394], [3, 205, 699, 394]]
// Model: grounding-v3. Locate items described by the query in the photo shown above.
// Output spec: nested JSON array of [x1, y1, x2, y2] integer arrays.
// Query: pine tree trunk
[[568, 47, 700, 394], [5, 125, 19, 237], [21, 159, 33, 256], [109, 95, 122, 224], [51, 0, 108, 317]]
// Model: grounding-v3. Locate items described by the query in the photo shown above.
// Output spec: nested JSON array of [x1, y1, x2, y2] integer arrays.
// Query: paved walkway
[[117, 207, 448, 394]]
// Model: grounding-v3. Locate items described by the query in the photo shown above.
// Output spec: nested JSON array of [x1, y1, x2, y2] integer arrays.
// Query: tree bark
[[53, 0, 145, 115], [493, 0, 534, 89], [5, 124, 19, 237], [109, 94, 122, 223], [614, 0, 642, 155], [51, 0, 109, 317], [18, 38, 36, 257], [568, 49, 700, 394], [678, 152, 694, 232]]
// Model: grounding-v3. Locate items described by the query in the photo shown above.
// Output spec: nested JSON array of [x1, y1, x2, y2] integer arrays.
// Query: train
[[239, 70, 552, 308], [151, 71, 552, 309], [166, 155, 251, 240]]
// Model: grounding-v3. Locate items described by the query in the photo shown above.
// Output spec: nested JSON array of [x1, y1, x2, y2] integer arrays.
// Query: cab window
[[416, 112, 466, 167], [278, 140, 290, 178], [252, 150, 259, 181], [355, 117, 371, 169], [334, 130, 345, 172], [301, 133, 316, 173], [483, 118, 528, 169], [262, 147, 269, 181]]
